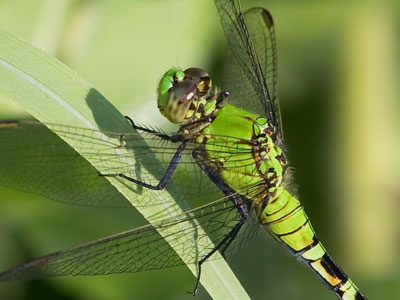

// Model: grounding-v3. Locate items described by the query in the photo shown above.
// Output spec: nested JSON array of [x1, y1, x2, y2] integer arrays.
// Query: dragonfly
[[0, 0, 367, 299]]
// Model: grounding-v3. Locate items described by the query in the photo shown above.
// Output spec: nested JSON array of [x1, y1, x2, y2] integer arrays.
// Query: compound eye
[[163, 80, 197, 124], [184, 67, 209, 80], [158, 68, 185, 111], [170, 80, 197, 104], [184, 67, 211, 97]]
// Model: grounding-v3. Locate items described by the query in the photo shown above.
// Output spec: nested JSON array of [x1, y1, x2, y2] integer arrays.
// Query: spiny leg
[[191, 208, 248, 295], [219, 215, 246, 257], [191, 149, 250, 295], [100, 142, 186, 190], [216, 91, 229, 108], [125, 115, 177, 141]]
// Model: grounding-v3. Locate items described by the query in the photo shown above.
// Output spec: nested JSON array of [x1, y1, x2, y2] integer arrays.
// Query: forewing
[[215, 1, 283, 136], [0, 121, 255, 209], [0, 121, 210, 208]]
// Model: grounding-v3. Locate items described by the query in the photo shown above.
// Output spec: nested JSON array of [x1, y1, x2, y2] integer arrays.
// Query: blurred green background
[[0, 0, 399, 299]]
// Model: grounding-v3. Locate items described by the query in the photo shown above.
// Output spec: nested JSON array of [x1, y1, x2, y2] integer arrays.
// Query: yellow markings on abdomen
[[260, 189, 367, 299], [310, 257, 342, 287]]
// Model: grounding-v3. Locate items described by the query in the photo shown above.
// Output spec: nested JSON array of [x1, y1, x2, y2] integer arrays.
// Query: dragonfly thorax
[[157, 68, 217, 124], [199, 104, 288, 208]]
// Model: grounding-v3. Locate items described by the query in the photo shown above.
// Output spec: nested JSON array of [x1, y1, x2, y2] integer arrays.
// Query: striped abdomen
[[259, 189, 366, 300]]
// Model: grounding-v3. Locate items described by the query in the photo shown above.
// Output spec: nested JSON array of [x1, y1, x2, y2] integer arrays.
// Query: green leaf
[[0, 28, 250, 299]]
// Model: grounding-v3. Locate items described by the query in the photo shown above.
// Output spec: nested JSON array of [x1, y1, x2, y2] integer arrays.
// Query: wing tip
[[245, 7, 274, 28], [261, 9, 274, 27]]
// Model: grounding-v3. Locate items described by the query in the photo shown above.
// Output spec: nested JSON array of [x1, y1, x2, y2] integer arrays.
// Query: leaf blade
[[0, 27, 250, 300]]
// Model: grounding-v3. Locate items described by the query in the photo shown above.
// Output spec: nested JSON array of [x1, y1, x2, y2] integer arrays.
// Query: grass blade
[[0, 28, 250, 299]]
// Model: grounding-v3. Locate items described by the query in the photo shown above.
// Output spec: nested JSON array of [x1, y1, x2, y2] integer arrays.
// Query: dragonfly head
[[158, 68, 212, 124]]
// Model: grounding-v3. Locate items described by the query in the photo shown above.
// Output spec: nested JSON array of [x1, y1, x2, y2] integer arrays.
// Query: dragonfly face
[[157, 67, 213, 124]]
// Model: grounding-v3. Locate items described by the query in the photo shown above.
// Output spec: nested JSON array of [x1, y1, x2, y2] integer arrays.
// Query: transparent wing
[[0, 192, 261, 281], [0, 121, 261, 208], [0, 119, 268, 281], [0, 121, 130, 207], [215, 0, 283, 136]]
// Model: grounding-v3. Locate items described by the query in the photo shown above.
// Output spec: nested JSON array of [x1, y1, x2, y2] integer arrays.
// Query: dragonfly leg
[[219, 216, 245, 257], [192, 148, 250, 294], [192, 210, 248, 295], [124, 116, 181, 142], [99, 142, 186, 190], [216, 91, 229, 108], [192, 195, 249, 295]]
